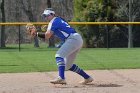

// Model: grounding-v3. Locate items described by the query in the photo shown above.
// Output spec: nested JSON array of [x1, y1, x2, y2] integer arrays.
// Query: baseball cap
[[42, 8, 55, 18]]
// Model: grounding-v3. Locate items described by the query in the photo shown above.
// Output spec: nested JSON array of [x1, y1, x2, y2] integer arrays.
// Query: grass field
[[0, 44, 140, 73]]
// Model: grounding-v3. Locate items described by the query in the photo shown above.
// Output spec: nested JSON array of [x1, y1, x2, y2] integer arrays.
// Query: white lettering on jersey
[[60, 30, 69, 37], [61, 20, 70, 28]]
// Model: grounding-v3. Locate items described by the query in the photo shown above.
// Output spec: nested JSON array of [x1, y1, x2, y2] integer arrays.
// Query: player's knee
[[55, 57, 65, 66]]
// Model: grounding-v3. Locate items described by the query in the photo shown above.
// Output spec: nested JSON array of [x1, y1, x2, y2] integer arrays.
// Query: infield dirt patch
[[0, 69, 140, 93]]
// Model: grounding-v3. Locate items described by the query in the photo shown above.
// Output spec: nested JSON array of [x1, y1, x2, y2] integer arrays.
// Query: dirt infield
[[0, 69, 140, 93]]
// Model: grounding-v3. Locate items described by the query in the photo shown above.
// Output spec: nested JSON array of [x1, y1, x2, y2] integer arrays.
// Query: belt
[[66, 33, 79, 40]]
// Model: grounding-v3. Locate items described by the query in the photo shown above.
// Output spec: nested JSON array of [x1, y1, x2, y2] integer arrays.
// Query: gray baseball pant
[[55, 33, 83, 70]]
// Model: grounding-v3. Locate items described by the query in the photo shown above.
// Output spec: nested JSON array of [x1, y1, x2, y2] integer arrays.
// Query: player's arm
[[44, 22, 54, 40], [36, 25, 48, 39], [36, 30, 53, 40], [45, 30, 53, 40], [36, 32, 45, 38]]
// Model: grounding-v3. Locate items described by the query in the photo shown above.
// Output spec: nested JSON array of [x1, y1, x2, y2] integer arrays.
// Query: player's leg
[[50, 38, 79, 84], [50, 34, 82, 84], [69, 64, 93, 84], [50, 33, 93, 84], [50, 56, 66, 84], [65, 49, 93, 84], [64, 49, 79, 70]]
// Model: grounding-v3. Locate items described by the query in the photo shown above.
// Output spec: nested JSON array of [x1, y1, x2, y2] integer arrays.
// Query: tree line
[[73, 0, 140, 48]]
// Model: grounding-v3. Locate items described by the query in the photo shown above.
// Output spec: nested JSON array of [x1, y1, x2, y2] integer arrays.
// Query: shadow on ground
[[53, 83, 123, 88]]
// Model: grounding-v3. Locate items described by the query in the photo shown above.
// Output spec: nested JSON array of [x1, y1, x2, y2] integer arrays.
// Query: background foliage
[[73, 0, 140, 48]]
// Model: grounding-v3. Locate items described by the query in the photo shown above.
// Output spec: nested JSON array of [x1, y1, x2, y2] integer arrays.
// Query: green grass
[[0, 44, 140, 73], [78, 48, 140, 69]]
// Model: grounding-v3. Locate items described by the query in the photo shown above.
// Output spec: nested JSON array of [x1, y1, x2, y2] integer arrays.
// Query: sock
[[58, 65, 65, 79], [69, 64, 90, 79], [56, 57, 65, 79]]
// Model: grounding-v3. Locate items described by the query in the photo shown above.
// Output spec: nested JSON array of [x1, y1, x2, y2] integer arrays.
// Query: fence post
[[18, 25, 21, 51], [106, 25, 110, 49]]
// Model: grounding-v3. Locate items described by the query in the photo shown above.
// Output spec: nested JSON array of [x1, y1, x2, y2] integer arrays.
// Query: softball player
[[28, 8, 93, 85]]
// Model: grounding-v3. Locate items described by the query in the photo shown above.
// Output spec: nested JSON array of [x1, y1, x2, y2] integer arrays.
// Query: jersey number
[[61, 20, 70, 28]]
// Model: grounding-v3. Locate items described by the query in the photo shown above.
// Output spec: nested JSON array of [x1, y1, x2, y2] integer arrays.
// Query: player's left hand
[[26, 23, 37, 37]]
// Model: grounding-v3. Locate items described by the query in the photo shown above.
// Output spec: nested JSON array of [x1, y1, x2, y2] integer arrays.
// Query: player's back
[[49, 17, 76, 41]]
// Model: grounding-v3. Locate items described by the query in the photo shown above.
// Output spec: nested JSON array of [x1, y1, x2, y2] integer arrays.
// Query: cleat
[[50, 77, 67, 85], [79, 77, 93, 85]]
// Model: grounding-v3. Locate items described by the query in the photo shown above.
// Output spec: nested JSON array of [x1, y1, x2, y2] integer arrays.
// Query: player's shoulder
[[49, 17, 61, 28], [54, 17, 63, 22], [51, 17, 64, 26], [51, 17, 60, 23]]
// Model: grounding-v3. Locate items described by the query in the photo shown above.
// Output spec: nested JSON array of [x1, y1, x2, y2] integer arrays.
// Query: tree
[[0, 0, 5, 47], [128, 0, 133, 48], [73, 0, 117, 47], [0, 0, 1, 47], [20, 0, 39, 47], [115, 0, 140, 48], [73, 0, 102, 47]]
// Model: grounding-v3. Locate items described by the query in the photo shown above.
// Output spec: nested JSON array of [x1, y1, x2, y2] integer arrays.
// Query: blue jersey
[[47, 17, 76, 41]]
